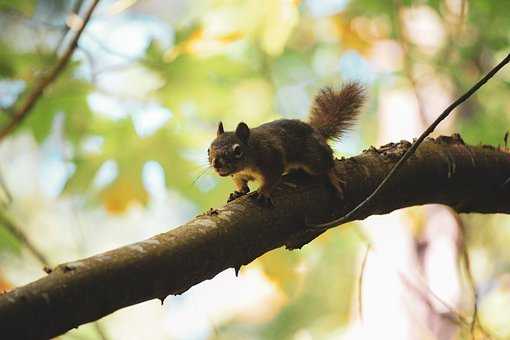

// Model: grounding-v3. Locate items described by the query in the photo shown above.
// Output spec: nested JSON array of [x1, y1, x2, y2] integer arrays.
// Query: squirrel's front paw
[[251, 192, 273, 207], [227, 190, 246, 203]]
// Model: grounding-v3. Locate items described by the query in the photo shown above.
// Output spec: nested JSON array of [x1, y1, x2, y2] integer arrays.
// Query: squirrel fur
[[208, 82, 366, 205]]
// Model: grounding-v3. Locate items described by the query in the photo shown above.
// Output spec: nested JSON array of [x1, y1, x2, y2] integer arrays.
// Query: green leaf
[[0, 213, 21, 254], [0, 0, 36, 16]]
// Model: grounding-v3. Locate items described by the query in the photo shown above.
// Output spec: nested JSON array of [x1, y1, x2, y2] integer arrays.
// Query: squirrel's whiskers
[[190, 165, 212, 187]]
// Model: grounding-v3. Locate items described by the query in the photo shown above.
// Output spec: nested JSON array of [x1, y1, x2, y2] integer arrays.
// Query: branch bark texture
[[0, 136, 509, 338]]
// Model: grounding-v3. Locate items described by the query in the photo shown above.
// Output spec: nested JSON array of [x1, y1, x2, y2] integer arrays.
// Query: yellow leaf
[[101, 177, 148, 213]]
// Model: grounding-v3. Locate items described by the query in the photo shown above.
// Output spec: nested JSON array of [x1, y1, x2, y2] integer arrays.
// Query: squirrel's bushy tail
[[308, 82, 366, 140]]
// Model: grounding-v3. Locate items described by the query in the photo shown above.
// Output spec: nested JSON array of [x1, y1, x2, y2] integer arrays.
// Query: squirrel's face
[[209, 122, 250, 177]]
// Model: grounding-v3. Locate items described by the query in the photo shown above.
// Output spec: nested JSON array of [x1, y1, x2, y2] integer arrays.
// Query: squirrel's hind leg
[[304, 165, 344, 200], [299, 141, 344, 198], [327, 168, 345, 199]]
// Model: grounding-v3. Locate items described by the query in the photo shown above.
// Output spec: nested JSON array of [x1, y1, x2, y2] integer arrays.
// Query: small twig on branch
[[312, 53, 510, 230], [0, 0, 100, 141]]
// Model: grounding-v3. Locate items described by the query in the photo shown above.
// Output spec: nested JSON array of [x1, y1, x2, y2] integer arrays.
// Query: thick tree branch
[[0, 136, 509, 338], [0, 0, 100, 141]]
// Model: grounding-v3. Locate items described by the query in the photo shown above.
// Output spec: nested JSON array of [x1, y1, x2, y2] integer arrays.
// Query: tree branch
[[0, 136, 509, 338], [0, 0, 100, 141], [314, 52, 510, 229]]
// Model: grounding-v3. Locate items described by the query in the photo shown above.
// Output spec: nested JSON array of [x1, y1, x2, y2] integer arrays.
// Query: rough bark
[[0, 135, 509, 338]]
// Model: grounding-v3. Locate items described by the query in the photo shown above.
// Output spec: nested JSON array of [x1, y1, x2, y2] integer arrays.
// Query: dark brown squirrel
[[208, 82, 366, 206]]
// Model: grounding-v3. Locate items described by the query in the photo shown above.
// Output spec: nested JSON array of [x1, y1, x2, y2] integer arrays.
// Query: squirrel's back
[[250, 119, 313, 161], [308, 82, 366, 141]]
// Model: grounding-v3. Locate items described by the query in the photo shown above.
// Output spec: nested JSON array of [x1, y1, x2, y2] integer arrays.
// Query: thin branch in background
[[351, 223, 372, 324], [77, 45, 98, 83], [92, 62, 138, 77], [0, 168, 12, 207], [92, 321, 109, 340], [55, 0, 85, 54], [85, 33, 139, 62], [0, 0, 101, 141], [350, 222, 467, 328], [447, 208, 493, 339], [439, 0, 468, 69], [354, 216, 470, 331], [84, 32, 161, 68], [405, 259, 474, 328], [78, 44, 136, 84], [312, 53, 510, 230], [458, 227, 492, 339], [357, 244, 370, 323], [78, 43, 142, 87], [394, 1, 429, 127], [351, 226, 467, 329], [454, 0, 467, 39], [0, 211, 50, 267], [355, 226, 472, 332], [399, 273, 467, 328], [462, 244, 479, 340]]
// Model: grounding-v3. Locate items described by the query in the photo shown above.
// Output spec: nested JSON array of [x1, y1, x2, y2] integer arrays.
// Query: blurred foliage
[[0, 0, 507, 214], [0, 0, 509, 338], [0, 222, 20, 254], [0, 1, 36, 16], [218, 229, 362, 339]]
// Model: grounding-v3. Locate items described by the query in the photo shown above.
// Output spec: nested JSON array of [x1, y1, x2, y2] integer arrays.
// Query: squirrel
[[208, 82, 366, 206]]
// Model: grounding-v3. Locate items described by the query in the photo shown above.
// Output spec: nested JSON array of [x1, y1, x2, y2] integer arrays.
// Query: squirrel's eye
[[207, 148, 210, 155], [232, 144, 243, 158]]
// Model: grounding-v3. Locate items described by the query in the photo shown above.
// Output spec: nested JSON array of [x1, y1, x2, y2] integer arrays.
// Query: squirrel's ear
[[217, 121, 224, 136], [235, 122, 250, 142]]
